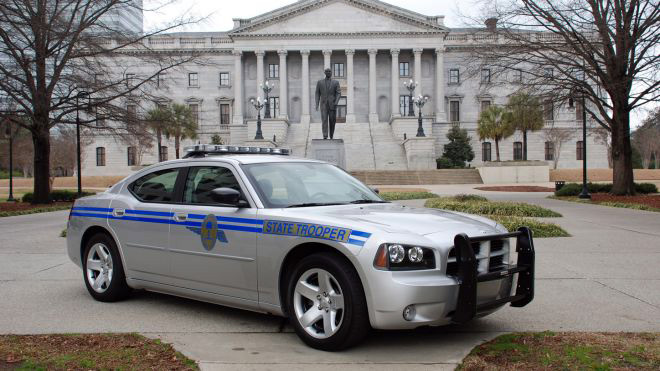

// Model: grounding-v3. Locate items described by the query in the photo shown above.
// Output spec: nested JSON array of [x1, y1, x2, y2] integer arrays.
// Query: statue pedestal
[[246, 118, 289, 144], [390, 116, 433, 141], [310, 139, 346, 169], [402, 137, 436, 170]]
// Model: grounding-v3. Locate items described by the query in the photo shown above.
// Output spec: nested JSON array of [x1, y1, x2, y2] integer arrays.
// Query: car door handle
[[113, 209, 125, 217], [174, 213, 187, 222]]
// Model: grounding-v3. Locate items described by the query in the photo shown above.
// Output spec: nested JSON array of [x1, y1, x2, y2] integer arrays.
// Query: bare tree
[[0, 0, 203, 203], [468, 0, 659, 194], [544, 126, 574, 169], [632, 108, 660, 168]]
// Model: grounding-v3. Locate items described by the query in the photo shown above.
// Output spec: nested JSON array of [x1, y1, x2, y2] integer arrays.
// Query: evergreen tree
[[438, 124, 474, 168]]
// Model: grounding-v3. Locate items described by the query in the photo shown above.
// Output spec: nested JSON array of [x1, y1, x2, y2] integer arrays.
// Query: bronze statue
[[315, 68, 341, 139]]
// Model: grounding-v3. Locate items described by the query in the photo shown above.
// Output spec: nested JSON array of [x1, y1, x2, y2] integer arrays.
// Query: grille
[[445, 239, 509, 276]]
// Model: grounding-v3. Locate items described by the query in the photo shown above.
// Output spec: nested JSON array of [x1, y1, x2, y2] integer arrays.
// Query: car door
[[108, 166, 184, 283], [168, 164, 260, 301]]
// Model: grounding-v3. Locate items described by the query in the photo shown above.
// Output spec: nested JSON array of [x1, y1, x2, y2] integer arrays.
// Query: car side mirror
[[371, 187, 380, 194], [211, 187, 247, 207]]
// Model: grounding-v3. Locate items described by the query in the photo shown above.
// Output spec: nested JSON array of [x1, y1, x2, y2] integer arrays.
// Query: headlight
[[374, 244, 435, 271]]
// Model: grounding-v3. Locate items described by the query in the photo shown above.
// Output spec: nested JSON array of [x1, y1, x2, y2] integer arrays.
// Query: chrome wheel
[[293, 268, 345, 339], [86, 243, 113, 293]]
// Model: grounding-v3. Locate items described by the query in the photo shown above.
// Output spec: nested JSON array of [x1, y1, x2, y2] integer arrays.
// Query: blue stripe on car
[[350, 230, 371, 238], [347, 238, 365, 247]]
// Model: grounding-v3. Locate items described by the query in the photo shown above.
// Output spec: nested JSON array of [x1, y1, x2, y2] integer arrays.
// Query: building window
[[399, 95, 411, 115], [126, 104, 137, 126], [576, 99, 584, 121], [449, 69, 460, 84], [336, 96, 347, 123], [127, 147, 137, 166], [188, 103, 199, 124], [95, 106, 104, 127], [481, 69, 491, 83], [450, 100, 460, 122], [513, 69, 523, 83], [480, 100, 491, 112], [399, 62, 410, 77], [219, 72, 230, 86], [333, 63, 344, 77], [96, 147, 105, 166], [220, 104, 230, 126], [188, 73, 198, 87], [482, 142, 492, 162], [545, 142, 554, 161], [576, 141, 584, 160], [268, 96, 279, 117], [543, 99, 554, 121], [268, 64, 279, 79], [160, 146, 168, 162], [156, 73, 165, 88], [513, 142, 523, 161], [544, 67, 553, 78], [125, 73, 135, 88]]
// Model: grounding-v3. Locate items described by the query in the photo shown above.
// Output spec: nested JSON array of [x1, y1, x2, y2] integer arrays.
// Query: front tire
[[82, 233, 130, 302], [286, 252, 370, 350]]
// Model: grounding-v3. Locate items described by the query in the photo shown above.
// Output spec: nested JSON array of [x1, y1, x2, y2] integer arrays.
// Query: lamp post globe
[[403, 79, 417, 117]]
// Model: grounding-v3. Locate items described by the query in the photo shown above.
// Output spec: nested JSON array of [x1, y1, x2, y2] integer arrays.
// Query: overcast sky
[[143, 0, 654, 128]]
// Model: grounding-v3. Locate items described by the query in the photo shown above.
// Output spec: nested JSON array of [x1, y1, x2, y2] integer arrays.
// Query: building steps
[[350, 169, 484, 185]]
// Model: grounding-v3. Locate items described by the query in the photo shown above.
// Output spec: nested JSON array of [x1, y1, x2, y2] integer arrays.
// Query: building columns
[[278, 49, 288, 119], [435, 47, 446, 122], [345, 49, 355, 123], [390, 48, 400, 119], [413, 48, 423, 97], [368, 48, 378, 124], [232, 50, 243, 124], [255, 50, 265, 102], [323, 49, 332, 70], [301, 49, 310, 124]]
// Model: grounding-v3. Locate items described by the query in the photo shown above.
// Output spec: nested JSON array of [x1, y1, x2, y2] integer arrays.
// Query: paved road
[[1, 189, 659, 370]]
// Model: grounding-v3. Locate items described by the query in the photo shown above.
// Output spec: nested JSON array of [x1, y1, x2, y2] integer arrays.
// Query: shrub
[[491, 216, 570, 238], [452, 194, 488, 202], [436, 157, 455, 169], [22, 190, 96, 203], [555, 182, 658, 196], [440, 124, 474, 168], [424, 198, 561, 217], [380, 191, 439, 201]]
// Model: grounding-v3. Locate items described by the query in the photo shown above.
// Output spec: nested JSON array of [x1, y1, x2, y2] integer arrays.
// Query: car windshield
[[242, 162, 385, 208]]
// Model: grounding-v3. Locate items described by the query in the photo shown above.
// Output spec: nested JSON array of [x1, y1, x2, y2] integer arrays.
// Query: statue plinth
[[310, 139, 346, 169]]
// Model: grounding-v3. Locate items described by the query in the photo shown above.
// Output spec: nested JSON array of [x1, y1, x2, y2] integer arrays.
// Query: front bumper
[[367, 227, 535, 330]]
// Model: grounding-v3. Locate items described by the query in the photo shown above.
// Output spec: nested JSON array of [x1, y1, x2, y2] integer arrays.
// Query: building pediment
[[230, 0, 447, 37]]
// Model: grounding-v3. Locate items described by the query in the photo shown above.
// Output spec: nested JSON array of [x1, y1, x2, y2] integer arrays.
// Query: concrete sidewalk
[[1, 188, 659, 369]]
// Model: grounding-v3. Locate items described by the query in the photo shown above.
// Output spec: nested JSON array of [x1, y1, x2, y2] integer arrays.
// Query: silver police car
[[67, 144, 535, 350]]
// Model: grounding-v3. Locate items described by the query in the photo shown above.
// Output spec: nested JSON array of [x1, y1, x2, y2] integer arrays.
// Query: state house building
[[83, 0, 609, 175]]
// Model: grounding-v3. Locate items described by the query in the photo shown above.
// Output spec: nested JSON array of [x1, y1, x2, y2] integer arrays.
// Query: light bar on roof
[[183, 144, 291, 158]]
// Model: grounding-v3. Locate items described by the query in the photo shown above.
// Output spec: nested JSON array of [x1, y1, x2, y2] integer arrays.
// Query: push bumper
[[451, 227, 535, 324]]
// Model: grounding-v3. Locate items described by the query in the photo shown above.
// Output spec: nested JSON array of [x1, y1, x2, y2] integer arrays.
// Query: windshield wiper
[[349, 200, 390, 204], [286, 202, 347, 208]]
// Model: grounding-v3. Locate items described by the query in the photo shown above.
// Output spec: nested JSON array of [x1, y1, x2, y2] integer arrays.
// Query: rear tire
[[286, 252, 370, 350], [82, 232, 130, 302]]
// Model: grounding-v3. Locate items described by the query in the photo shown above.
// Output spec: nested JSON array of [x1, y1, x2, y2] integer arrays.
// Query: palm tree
[[144, 106, 172, 162], [477, 105, 515, 162], [507, 92, 544, 161], [164, 103, 198, 159]]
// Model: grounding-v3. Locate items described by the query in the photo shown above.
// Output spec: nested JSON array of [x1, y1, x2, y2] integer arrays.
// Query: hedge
[[22, 190, 96, 203], [555, 182, 658, 197]]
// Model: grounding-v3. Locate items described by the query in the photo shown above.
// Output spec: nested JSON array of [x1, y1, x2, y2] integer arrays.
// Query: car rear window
[[129, 168, 180, 202]]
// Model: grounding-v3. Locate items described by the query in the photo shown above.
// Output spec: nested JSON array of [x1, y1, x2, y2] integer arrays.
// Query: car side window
[[129, 168, 180, 202], [183, 166, 244, 204]]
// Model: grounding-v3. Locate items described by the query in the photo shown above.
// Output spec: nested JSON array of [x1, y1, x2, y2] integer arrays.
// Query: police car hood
[[301, 203, 501, 236]]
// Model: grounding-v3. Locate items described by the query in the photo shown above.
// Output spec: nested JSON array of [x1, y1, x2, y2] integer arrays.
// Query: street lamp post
[[578, 94, 591, 199], [75, 91, 89, 198], [250, 97, 265, 140], [413, 95, 428, 137], [403, 79, 417, 117], [2, 99, 17, 202], [261, 81, 275, 119]]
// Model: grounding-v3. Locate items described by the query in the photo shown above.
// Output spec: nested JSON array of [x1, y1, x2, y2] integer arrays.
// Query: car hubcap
[[293, 268, 345, 339], [86, 243, 113, 293]]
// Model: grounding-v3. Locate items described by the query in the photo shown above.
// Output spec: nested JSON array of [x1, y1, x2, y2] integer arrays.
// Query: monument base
[[402, 137, 436, 170], [310, 139, 346, 169]]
